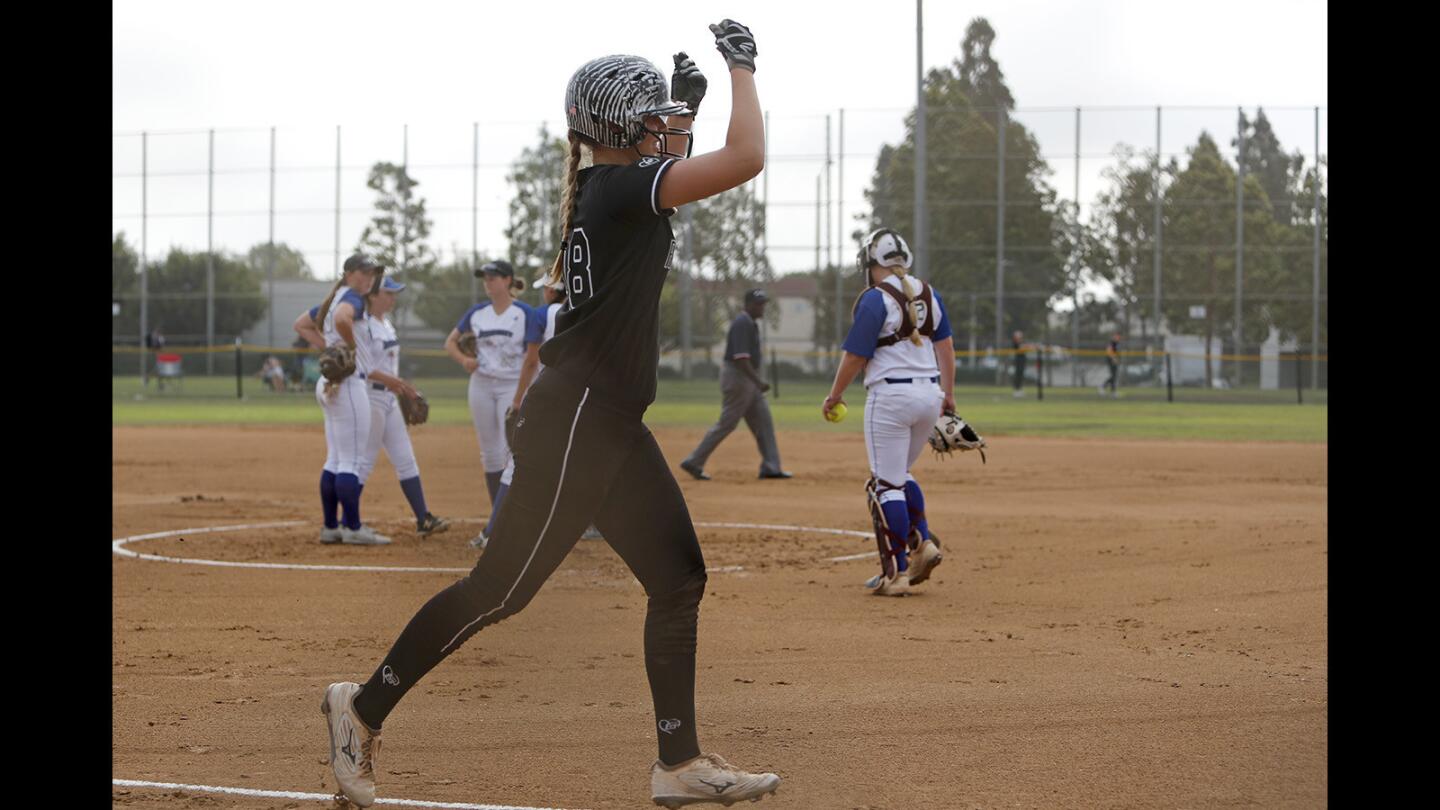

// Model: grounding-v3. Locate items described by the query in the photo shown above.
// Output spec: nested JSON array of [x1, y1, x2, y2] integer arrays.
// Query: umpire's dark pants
[[684, 363, 783, 475], [354, 369, 706, 763]]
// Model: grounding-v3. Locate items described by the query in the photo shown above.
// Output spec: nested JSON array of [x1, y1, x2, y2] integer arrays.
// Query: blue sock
[[399, 476, 428, 521], [485, 483, 510, 533], [880, 499, 911, 572], [484, 471, 503, 505], [336, 473, 362, 530], [320, 471, 339, 529], [903, 480, 930, 541]]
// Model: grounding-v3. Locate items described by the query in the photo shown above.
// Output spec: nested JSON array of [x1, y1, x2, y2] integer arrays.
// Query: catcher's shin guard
[[865, 476, 909, 578]]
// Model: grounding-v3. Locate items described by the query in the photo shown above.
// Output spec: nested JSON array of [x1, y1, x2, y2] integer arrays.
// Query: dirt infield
[[113, 425, 1327, 809]]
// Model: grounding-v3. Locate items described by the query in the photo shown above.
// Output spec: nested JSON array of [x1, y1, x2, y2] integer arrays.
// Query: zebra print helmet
[[565, 55, 692, 158]]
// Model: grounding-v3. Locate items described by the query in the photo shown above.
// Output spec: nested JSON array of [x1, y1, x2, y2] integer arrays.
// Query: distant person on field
[[1011, 330, 1026, 398], [680, 288, 790, 481], [1100, 332, 1121, 397]]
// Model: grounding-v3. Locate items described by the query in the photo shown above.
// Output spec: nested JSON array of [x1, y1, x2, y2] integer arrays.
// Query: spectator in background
[[680, 289, 790, 481], [145, 326, 166, 351], [1011, 330, 1027, 398], [289, 336, 311, 387], [260, 355, 287, 393]]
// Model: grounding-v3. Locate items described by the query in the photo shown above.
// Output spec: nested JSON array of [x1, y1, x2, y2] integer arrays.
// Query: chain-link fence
[[113, 104, 1326, 403]]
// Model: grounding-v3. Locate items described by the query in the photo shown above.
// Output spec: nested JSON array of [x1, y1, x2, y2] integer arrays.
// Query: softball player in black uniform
[[321, 20, 779, 809]]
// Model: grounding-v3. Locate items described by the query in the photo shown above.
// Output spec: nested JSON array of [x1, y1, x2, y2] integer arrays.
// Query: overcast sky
[[113, 0, 1327, 280]]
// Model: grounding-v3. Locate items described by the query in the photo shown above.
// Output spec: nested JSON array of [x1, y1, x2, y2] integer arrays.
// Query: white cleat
[[340, 525, 392, 546], [321, 682, 381, 808], [651, 752, 781, 808], [319, 526, 344, 544], [907, 536, 943, 586], [872, 570, 911, 597], [468, 529, 489, 550], [581, 525, 604, 541]]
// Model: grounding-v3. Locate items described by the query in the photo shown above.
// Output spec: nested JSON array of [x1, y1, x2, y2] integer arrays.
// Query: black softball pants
[[351, 370, 707, 765]]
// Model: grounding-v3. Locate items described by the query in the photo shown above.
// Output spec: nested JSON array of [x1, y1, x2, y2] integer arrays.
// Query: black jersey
[[539, 156, 679, 412]]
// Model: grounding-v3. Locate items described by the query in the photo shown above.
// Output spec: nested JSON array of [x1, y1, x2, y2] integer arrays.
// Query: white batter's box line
[[112, 779, 588, 810]]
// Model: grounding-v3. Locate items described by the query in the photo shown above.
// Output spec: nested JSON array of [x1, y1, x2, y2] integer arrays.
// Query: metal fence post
[[140, 131, 149, 386], [268, 126, 276, 351], [1071, 106, 1081, 387], [1153, 106, 1162, 351], [914, 0, 927, 280], [995, 107, 1006, 384], [334, 125, 341, 279], [1312, 106, 1321, 391], [472, 121, 479, 304], [827, 114, 838, 362], [235, 337, 244, 399], [206, 128, 215, 374], [1234, 107, 1245, 386]]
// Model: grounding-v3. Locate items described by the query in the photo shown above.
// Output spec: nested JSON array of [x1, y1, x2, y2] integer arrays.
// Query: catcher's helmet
[[565, 55, 692, 159], [856, 228, 913, 283]]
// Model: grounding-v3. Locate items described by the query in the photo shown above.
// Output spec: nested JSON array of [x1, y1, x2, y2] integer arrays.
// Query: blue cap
[[380, 277, 406, 292]]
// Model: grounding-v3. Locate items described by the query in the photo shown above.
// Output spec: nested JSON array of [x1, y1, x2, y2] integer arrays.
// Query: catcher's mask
[[856, 228, 913, 285], [565, 55, 693, 160]]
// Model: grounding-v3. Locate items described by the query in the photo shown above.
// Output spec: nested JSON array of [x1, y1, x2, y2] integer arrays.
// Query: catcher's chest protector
[[852, 281, 937, 347]]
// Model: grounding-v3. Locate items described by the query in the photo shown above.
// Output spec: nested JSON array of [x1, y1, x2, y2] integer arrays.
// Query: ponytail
[[314, 277, 347, 333], [547, 132, 587, 286], [889, 267, 925, 346]]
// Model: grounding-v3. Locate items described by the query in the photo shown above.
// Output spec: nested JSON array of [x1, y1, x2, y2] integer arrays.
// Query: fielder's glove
[[457, 332, 478, 358], [709, 19, 757, 73], [930, 410, 987, 464], [400, 391, 430, 426], [671, 52, 707, 115], [318, 344, 356, 383]]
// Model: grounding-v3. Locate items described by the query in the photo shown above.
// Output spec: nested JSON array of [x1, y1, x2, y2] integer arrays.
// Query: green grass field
[[113, 376, 1326, 443]]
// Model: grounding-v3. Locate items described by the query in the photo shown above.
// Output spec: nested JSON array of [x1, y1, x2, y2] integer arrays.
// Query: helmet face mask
[[566, 55, 693, 159]]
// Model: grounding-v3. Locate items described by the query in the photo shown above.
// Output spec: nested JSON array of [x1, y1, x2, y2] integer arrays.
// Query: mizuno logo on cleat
[[699, 778, 735, 794], [340, 726, 357, 766]]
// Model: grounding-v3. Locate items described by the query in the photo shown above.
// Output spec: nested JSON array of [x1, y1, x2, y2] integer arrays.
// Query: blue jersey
[[456, 300, 543, 381]]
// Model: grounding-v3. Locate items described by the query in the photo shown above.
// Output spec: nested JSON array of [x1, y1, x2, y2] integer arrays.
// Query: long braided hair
[[546, 132, 591, 287]]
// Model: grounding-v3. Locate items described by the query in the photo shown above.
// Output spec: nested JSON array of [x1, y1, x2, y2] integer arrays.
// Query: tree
[[1234, 108, 1305, 224], [504, 125, 569, 278], [1157, 133, 1286, 386], [865, 17, 1068, 352], [682, 183, 773, 283], [410, 256, 478, 336], [113, 232, 140, 339], [246, 242, 315, 280], [1086, 146, 1181, 342], [136, 248, 267, 343], [357, 161, 438, 337]]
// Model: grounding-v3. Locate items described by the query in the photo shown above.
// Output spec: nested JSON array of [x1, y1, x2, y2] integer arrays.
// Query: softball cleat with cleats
[[651, 752, 780, 808], [321, 682, 381, 808], [340, 525, 392, 546], [416, 513, 451, 537], [907, 533, 943, 586], [319, 526, 344, 544]]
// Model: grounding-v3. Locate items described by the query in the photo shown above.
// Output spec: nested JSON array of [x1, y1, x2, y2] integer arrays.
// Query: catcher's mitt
[[930, 410, 987, 464], [457, 332, 478, 358], [400, 392, 430, 426], [318, 344, 356, 383]]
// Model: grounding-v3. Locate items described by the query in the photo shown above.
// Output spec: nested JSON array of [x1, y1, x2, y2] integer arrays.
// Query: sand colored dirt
[[113, 425, 1326, 809]]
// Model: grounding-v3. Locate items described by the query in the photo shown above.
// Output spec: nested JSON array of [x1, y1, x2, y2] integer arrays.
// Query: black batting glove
[[709, 19, 757, 73], [671, 52, 708, 116]]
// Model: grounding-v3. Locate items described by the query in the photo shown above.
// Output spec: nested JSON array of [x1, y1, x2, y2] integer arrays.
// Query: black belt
[[880, 376, 939, 385], [372, 383, 386, 392]]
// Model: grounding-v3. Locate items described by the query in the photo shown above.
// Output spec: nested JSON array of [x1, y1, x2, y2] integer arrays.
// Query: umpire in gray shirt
[[680, 289, 791, 480]]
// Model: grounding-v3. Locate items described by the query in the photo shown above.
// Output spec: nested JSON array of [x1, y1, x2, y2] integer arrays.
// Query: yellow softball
[[826, 402, 848, 423]]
